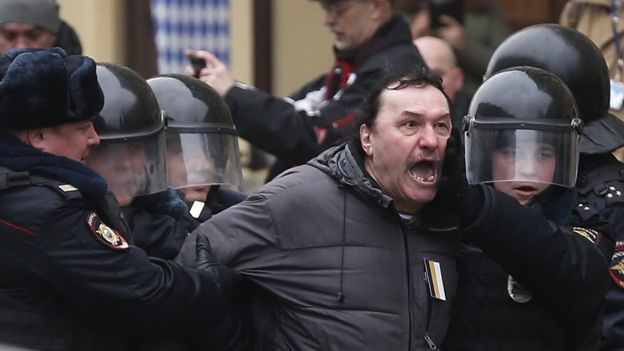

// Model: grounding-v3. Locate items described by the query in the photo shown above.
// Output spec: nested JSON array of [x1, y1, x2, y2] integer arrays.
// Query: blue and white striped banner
[[151, 0, 230, 74]]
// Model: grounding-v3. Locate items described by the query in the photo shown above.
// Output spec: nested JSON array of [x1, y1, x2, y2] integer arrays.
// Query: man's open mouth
[[408, 160, 437, 184]]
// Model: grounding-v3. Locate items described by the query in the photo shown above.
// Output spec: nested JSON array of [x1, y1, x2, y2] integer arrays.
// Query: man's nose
[[418, 125, 440, 150], [88, 125, 100, 146], [13, 38, 30, 49]]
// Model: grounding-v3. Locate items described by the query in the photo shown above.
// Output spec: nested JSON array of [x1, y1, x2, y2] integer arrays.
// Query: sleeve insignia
[[610, 258, 624, 289], [86, 212, 129, 250], [611, 243, 624, 289], [572, 227, 600, 245]]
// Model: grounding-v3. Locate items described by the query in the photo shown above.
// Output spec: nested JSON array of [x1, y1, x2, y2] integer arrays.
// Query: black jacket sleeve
[[29, 203, 227, 334], [598, 204, 624, 350], [225, 85, 321, 164], [224, 41, 423, 165], [464, 185, 611, 316], [123, 206, 189, 260]]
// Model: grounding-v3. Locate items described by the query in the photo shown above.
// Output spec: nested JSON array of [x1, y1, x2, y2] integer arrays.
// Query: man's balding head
[[414, 36, 463, 100]]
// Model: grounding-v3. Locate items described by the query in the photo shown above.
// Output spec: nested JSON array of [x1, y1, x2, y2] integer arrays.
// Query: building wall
[[56, 1, 564, 95], [57, 0, 124, 64], [57, 0, 332, 96], [272, 0, 333, 96]]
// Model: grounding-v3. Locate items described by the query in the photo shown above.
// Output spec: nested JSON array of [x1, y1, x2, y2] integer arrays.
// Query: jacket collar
[[334, 14, 414, 68], [308, 140, 394, 209]]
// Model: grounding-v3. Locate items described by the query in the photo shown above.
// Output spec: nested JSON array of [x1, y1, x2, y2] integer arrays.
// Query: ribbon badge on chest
[[424, 258, 446, 301]]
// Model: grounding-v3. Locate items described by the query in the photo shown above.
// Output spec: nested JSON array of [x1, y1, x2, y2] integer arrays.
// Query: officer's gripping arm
[[463, 187, 611, 315], [29, 204, 234, 334]]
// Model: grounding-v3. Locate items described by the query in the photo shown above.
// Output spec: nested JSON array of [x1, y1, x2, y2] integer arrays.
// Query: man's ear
[[450, 67, 465, 93], [370, 0, 391, 20], [360, 124, 373, 155], [24, 128, 47, 150]]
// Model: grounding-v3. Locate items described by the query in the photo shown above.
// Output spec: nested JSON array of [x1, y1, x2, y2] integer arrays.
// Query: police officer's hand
[[444, 128, 484, 226], [195, 234, 241, 301], [132, 187, 188, 219], [421, 128, 483, 229]]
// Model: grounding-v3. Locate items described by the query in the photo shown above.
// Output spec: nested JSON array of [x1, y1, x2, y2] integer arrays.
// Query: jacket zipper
[[400, 222, 412, 350], [422, 270, 438, 350]]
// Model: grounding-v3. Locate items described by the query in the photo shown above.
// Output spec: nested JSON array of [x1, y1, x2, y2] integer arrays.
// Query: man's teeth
[[409, 166, 436, 183], [414, 174, 435, 182]]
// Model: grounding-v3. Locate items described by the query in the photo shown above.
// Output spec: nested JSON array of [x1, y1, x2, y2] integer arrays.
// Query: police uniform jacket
[[182, 141, 462, 350], [0, 135, 229, 351], [576, 153, 624, 351], [443, 185, 612, 351], [223, 15, 425, 180]]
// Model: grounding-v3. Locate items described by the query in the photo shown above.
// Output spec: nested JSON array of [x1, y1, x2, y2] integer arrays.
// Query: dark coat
[[0, 135, 228, 350], [183, 142, 462, 350], [223, 15, 425, 180], [576, 154, 624, 351], [443, 185, 612, 351]]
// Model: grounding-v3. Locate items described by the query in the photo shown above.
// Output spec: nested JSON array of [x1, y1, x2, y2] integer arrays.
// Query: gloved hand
[[195, 233, 241, 301], [421, 128, 484, 229], [131, 187, 188, 219]]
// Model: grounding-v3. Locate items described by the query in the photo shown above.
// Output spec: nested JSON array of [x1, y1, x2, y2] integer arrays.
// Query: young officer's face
[[491, 142, 557, 205], [86, 142, 148, 206], [360, 84, 451, 214], [166, 135, 213, 204]]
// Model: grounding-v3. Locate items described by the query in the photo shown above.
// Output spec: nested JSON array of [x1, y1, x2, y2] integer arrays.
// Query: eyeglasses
[[321, 0, 367, 16]]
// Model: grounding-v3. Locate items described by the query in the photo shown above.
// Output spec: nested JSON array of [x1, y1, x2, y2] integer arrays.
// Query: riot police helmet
[[85, 63, 167, 205], [465, 66, 583, 188], [146, 73, 242, 192], [484, 23, 624, 154]]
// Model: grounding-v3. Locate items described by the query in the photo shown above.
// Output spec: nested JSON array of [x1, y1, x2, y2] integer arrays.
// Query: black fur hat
[[0, 47, 103, 130]]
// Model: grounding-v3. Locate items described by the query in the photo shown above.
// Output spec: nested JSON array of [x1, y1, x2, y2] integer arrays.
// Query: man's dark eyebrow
[[402, 110, 451, 119]]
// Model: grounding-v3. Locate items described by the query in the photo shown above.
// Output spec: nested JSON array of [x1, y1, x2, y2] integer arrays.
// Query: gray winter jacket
[[186, 142, 462, 350]]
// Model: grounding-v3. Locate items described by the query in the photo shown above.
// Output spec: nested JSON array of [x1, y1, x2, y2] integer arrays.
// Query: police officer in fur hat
[[0, 48, 236, 350]]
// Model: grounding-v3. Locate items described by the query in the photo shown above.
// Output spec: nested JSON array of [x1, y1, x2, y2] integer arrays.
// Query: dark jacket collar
[[308, 140, 394, 208], [334, 14, 415, 68], [0, 132, 107, 196]]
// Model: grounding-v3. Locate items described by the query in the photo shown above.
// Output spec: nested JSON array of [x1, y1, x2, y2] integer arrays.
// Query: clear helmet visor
[[166, 131, 243, 192], [465, 128, 580, 187], [86, 131, 168, 205]]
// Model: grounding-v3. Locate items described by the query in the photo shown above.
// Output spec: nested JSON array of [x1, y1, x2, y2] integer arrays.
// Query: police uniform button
[[584, 206, 590, 211], [608, 193, 614, 198], [610, 186, 617, 191], [617, 191, 622, 196]]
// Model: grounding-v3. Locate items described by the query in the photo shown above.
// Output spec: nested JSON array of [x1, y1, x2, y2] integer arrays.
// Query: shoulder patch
[[86, 212, 129, 250], [603, 185, 624, 206], [572, 227, 600, 245], [574, 203, 600, 221]]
